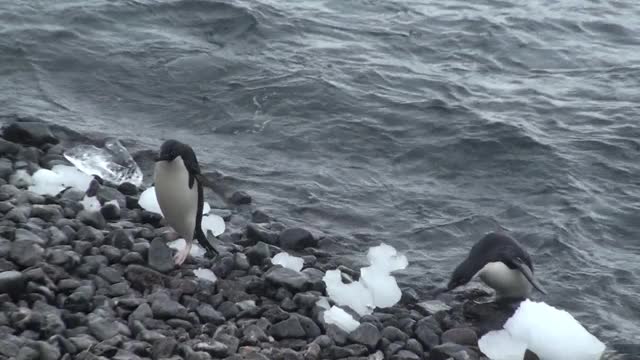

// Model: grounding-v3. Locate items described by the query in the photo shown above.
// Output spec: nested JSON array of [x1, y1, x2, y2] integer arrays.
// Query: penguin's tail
[[195, 227, 219, 257]]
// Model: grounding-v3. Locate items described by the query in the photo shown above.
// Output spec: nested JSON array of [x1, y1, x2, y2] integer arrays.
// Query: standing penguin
[[154, 139, 218, 265], [446, 232, 547, 299]]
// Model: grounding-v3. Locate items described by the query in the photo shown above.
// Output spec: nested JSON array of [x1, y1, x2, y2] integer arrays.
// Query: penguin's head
[[156, 139, 185, 162]]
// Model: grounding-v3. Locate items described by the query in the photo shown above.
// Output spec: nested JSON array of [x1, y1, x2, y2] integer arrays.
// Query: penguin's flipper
[[194, 173, 233, 205], [195, 227, 219, 257], [512, 257, 547, 295]]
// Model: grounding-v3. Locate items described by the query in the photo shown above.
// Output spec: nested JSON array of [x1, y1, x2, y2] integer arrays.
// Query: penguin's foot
[[174, 240, 193, 265]]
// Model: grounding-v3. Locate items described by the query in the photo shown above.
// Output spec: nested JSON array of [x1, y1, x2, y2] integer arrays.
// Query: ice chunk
[[323, 269, 375, 316], [80, 195, 101, 212], [9, 169, 32, 188], [51, 165, 93, 191], [323, 306, 360, 333], [139, 187, 163, 214], [478, 330, 527, 360], [193, 268, 217, 283], [323, 243, 408, 316], [28, 168, 65, 196], [366, 243, 408, 273], [272, 252, 304, 272], [202, 214, 225, 237], [64, 138, 143, 186], [139, 186, 215, 217], [360, 266, 402, 308], [168, 238, 206, 258], [105, 199, 120, 209], [479, 299, 606, 360], [316, 297, 331, 310]]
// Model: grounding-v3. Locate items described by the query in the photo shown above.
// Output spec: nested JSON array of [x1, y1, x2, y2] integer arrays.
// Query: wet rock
[[301, 268, 325, 292], [391, 350, 421, 360], [234, 252, 250, 270], [441, 327, 478, 346], [117, 182, 138, 196], [101, 203, 121, 221], [152, 337, 177, 359], [230, 191, 251, 205], [0, 138, 21, 156], [241, 324, 268, 346], [88, 315, 120, 341], [280, 228, 317, 250], [270, 317, 306, 339], [65, 288, 95, 313], [148, 238, 174, 273], [194, 341, 229, 358], [130, 303, 153, 322], [31, 204, 64, 222], [97, 266, 123, 284], [382, 326, 409, 342], [246, 241, 271, 265], [246, 225, 278, 246], [251, 210, 270, 223], [414, 317, 440, 350], [77, 210, 107, 229], [213, 255, 235, 278], [151, 295, 189, 320], [77, 226, 104, 245], [126, 265, 165, 292], [15, 228, 45, 245], [121, 252, 144, 264], [197, 303, 225, 325], [297, 314, 322, 339], [217, 301, 239, 319], [416, 300, 451, 315], [213, 333, 239, 356], [10, 240, 44, 267], [3, 121, 59, 147], [48, 227, 69, 246], [405, 338, 423, 355], [429, 343, 479, 360], [326, 324, 349, 346], [0, 270, 26, 296], [265, 266, 309, 291], [330, 344, 368, 358], [97, 187, 126, 208], [348, 323, 381, 350]]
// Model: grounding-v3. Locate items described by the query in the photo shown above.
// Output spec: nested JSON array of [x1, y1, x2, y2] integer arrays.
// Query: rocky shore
[[0, 117, 512, 360]]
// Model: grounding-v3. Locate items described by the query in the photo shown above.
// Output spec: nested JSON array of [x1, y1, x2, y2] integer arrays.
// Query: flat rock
[[391, 350, 421, 360], [429, 343, 479, 360], [270, 317, 306, 339], [31, 204, 64, 222], [279, 228, 317, 250], [416, 300, 451, 315], [0, 270, 26, 296], [3, 121, 59, 146], [148, 238, 174, 273], [348, 323, 381, 350], [441, 328, 478, 346], [265, 266, 309, 291], [77, 210, 107, 230], [151, 295, 189, 320]]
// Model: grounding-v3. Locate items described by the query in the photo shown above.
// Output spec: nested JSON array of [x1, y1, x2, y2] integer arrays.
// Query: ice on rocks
[[193, 268, 217, 283], [316, 297, 331, 310], [478, 299, 606, 360], [80, 195, 101, 212], [63, 138, 143, 186], [28, 165, 93, 196], [9, 169, 32, 188], [168, 239, 206, 258], [272, 252, 304, 272], [324, 305, 360, 333], [201, 214, 225, 237], [323, 243, 407, 315]]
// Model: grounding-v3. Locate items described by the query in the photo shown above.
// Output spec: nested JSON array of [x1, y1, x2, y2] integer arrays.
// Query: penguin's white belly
[[478, 262, 532, 298], [154, 158, 198, 241]]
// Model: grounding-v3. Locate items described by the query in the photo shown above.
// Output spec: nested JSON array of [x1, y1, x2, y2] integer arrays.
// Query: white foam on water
[[323, 305, 360, 333], [193, 268, 217, 283], [272, 252, 304, 272]]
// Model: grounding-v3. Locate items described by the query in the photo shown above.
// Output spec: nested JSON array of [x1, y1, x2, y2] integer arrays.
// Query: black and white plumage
[[446, 232, 547, 299], [154, 139, 217, 265]]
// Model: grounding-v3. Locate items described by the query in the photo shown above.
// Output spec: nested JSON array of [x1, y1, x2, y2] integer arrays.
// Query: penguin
[[445, 232, 547, 299], [154, 139, 218, 265]]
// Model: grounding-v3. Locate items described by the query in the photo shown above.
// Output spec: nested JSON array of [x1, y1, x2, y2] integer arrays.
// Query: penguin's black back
[[467, 232, 534, 271]]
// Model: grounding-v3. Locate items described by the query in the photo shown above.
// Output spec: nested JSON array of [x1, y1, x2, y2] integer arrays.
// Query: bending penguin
[[154, 139, 218, 265], [446, 232, 547, 299]]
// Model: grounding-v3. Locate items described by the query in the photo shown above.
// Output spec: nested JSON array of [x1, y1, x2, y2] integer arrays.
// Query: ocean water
[[1, 0, 639, 351]]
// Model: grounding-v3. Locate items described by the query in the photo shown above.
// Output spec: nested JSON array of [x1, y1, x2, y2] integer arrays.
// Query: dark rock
[[262, 305, 289, 324], [382, 326, 409, 342], [234, 253, 250, 270], [6, 207, 28, 223], [414, 319, 440, 350], [270, 317, 307, 339], [330, 344, 368, 358], [10, 240, 44, 267], [213, 255, 235, 278], [296, 314, 321, 339], [348, 323, 381, 350], [3, 121, 58, 146], [281, 296, 297, 312], [101, 203, 121, 221], [405, 338, 423, 355], [246, 225, 278, 246], [88, 315, 120, 341], [48, 227, 69, 246], [16, 346, 39, 360], [148, 238, 174, 273], [213, 333, 239, 356], [0, 270, 26, 296], [441, 328, 478, 347], [77, 210, 107, 229], [77, 226, 105, 246], [416, 300, 451, 315], [251, 210, 270, 223], [391, 350, 421, 360], [151, 295, 189, 320], [97, 187, 126, 208], [241, 324, 268, 346], [229, 191, 251, 205], [246, 241, 271, 265], [217, 301, 239, 319], [100, 245, 122, 263], [197, 303, 225, 325], [121, 251, 144, 264], [64, 288, 94, 313], [125, 265, 165, 292], [109, 282, 130, 297], [0, 138, 21, 156], [429, 343, 479, 360], [37, 340, 62, 360], [98, 266, 123, 284], [193, 341, 228, 358], [265, 266, 309, 291], [130, 303, 153, 322], [0, 159, 13, 181], [15, 228, 45, 245], [117, 183, 138, 196], [326, 324, 349, 346], [279, 228, 317, 250], [31, 204, 64, 222]]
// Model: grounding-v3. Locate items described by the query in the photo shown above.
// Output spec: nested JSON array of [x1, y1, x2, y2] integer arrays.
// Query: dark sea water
[[1, 0, 639, 352]]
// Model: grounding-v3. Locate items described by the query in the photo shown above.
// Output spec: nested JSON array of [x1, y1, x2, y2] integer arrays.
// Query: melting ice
[[272, 252, 304, 272], [64, 138, 143, 186], [28, 165, 93, 196]]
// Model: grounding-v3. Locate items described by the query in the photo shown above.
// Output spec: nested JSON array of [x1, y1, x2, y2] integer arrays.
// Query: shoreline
[[0, 117, 607, 360]]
